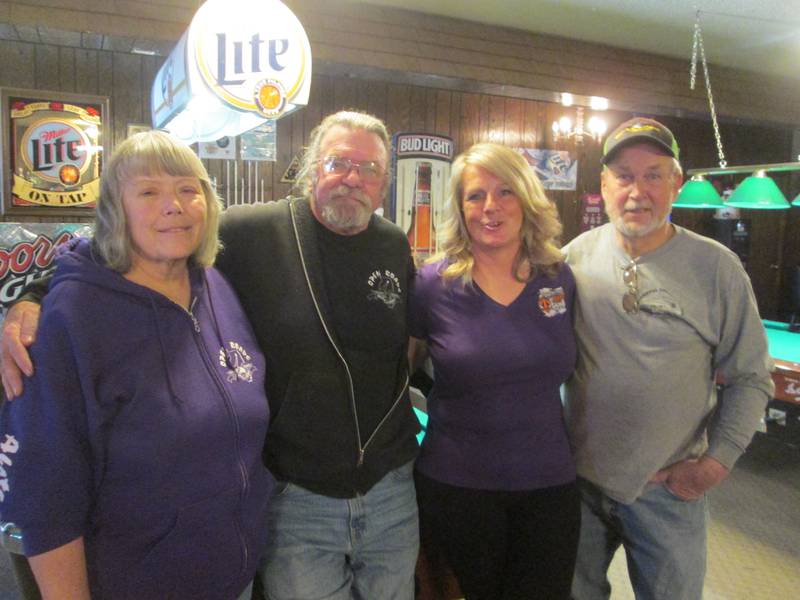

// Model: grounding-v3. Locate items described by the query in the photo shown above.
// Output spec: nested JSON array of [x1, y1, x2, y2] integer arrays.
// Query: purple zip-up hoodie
[[0, 238, 273, 599]]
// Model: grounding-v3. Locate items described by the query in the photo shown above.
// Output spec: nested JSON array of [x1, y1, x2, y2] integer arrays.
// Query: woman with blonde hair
[[410, 142, 580, 599]]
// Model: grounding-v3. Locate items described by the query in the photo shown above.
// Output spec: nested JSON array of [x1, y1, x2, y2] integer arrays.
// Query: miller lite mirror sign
[[1, 88, 109, 216], [152, 0, 311, 144]]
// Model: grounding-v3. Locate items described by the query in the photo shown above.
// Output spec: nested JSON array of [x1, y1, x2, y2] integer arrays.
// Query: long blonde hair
[[434, 143, 563, 284]]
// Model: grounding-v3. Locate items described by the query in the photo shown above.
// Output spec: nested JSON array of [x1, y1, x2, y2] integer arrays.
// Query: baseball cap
[[601, 117, 680, 164]]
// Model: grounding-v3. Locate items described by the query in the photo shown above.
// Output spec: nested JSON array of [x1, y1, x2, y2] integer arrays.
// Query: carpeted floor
[[0, 546, 22, 600], [608, 433, 800, 599]]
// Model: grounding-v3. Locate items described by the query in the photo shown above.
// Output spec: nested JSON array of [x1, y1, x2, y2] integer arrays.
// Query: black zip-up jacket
[[216, 197, 420, 498]]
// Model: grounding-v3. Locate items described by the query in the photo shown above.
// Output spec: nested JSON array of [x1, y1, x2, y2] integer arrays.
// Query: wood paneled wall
[[295, 0, 800, 125], [0, 0, 192, 42], [3, 0, 798, 124], [0, 37, 160, 224]]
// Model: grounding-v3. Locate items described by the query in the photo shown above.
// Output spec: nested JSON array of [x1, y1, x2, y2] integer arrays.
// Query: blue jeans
[[571, 478, 708, 600], [258, 461, 419, 600]]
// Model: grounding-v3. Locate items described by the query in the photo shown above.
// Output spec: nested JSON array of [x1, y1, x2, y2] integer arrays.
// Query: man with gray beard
[[1, 111, 421, 600], [563, 118, 773, 600], [217, 110, 420, 600]]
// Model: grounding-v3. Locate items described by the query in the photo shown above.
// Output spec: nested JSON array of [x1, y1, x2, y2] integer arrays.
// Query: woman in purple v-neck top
[[410, 143, 579, 600]]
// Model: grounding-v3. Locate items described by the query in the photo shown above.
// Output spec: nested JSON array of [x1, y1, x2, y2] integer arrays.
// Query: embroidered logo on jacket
[[367, 269, 402, 309], [219, 341, 257, 383], [538, 287, 567, 317], [0, 434, 20, 502]]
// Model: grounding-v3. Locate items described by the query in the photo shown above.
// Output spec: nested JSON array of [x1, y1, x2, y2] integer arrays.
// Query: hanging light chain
[[691, 12, 727, 168], [690, 18, 699, 89]]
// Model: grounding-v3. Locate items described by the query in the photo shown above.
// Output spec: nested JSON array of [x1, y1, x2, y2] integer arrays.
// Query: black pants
[[415, 470, 580, 600]]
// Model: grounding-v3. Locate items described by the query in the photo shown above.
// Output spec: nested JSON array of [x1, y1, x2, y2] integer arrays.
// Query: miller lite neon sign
[[152, 0, 311, 143]]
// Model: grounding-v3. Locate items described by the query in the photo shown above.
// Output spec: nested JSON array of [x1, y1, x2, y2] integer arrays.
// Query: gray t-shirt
[[563, 223, 773, 504]]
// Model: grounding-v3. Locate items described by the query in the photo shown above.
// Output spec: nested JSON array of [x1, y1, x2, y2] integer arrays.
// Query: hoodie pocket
[[123, 485, 244, 599]]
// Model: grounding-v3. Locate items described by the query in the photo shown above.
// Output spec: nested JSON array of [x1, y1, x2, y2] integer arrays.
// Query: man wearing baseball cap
[[563, 117, 773, 599]]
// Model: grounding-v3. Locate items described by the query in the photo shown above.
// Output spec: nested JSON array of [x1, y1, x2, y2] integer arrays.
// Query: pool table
[[764, 320, 800, 402], [762, 320, 800, 439]]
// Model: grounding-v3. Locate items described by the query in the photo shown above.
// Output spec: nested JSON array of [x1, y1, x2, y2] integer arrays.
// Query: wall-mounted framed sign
[[390, 133, 454, 259], [0, 88, 110, 216]]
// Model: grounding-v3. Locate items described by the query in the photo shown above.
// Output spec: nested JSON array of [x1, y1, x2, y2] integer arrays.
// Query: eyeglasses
[[622, 260, 639, 314], [320, 156, 384, 183]]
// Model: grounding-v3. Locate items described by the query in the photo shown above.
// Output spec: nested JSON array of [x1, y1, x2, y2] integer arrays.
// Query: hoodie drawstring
[[149, 296, 182, 404], [203, 271, 233, 371]]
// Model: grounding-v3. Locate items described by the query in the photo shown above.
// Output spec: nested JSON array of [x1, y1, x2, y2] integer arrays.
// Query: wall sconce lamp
[[552, 94, 608, 144]]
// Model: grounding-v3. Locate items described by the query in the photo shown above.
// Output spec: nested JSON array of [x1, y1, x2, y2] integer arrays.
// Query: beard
[[611, 215, 667, 239], [608, 202, 670, 239], [318, 186, 374, 234]]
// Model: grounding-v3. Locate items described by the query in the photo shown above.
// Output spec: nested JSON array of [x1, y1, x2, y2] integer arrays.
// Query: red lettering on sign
[[0, 232, 73, 279], [40, 128, 71, 143]]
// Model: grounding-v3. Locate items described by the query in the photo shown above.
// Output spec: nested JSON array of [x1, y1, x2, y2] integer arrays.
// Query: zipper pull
[[187, 297, 200, 332], [357, 448, 365, 467]]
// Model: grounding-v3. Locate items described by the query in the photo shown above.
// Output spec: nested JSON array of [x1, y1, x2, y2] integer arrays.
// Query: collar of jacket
[[288, 195, 346, 359]]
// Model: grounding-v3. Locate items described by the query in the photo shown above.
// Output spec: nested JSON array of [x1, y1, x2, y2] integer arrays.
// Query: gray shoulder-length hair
[[94, 130, 221, 272], [434, 142, 564, 285], [293, 110, 392, 198]]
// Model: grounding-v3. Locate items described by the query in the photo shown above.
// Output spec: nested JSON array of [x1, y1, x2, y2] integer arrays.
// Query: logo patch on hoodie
[[219, 341, 257, 383]]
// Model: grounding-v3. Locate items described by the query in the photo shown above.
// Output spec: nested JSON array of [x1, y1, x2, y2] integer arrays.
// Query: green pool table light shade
[[676, 171, 796, 210], [725, 170, 790, 210], [673, 175, 724, 209]]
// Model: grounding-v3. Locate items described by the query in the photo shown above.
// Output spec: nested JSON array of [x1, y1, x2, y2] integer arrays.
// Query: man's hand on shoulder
[[1, 300, 41, 399], [650, 455, 729, 501]]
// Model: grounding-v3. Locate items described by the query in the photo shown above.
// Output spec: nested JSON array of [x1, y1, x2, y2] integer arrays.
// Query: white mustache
[[330, 185, 370, 205], [624, 202, 652, 211]]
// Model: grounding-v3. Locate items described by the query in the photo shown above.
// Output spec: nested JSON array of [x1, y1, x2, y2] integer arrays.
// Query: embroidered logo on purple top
[[219, 341, 257, 383], [537, 287, 567, 317]]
